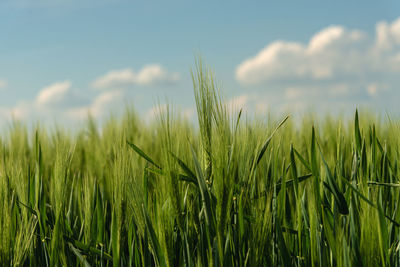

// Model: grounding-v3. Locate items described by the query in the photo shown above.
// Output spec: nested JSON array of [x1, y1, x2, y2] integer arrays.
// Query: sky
[[1, 0, 400, 127]]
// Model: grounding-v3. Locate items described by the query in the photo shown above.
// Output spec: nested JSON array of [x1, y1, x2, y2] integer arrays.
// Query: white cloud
[[4, 80, 76, 122], [11, 101, 32, 120], [236, 18, 400, 89], [236, 25, 368, 85], [92, 69, 135, 88], [308, 26, 345, 53], [5, 80, 124, 124], [89, 90, 123, 117], [236, 41, 305, 84], [375, 17, 400, 50], [36, 80, 71, 106], [308, 26, 364, 54], [366, 83, 388, 97], [67, 90, 123, 119], [92, 64, 180, 89], [135, 65, 179, 85]]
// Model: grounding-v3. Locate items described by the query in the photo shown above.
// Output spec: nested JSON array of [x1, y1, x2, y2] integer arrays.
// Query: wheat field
[[1, 62, 400, 266]]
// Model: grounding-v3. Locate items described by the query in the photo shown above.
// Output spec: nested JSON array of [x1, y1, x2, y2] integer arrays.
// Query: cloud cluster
[[35, 81, 71, 106], [92, 64, 180, 89], [236, 17, 400, 101], [236, 26, 366, 84], [4, 64, 180, 125], [1, 17, 400, 125], [67, 90, 123, 119], [376, 18, 400, 51]]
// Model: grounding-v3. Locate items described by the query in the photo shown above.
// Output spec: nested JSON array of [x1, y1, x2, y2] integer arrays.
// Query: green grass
[[1, 61, 400, 266]]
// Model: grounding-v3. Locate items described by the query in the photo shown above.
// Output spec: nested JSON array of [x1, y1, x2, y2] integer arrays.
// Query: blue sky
[[1, 0, 400, 126]]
